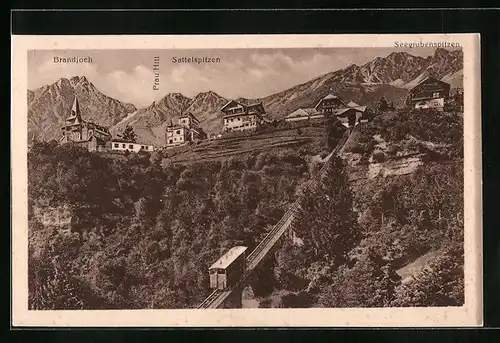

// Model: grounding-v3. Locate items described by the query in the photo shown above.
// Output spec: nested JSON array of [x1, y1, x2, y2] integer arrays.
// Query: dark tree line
[[27, 141, 314, 309]]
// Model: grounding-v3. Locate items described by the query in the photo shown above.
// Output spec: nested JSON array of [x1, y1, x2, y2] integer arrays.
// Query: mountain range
[[28, 48, 463, 145], [28, 76, 137, 142]]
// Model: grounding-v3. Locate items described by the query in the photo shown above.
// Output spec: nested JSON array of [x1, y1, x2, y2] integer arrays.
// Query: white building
[[111, 138, 154, 153], [166, 112, 201, 147], [220, 100, 266, 132]]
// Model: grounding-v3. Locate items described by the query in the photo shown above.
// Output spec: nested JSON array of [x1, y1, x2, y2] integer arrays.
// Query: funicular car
[[209, 246, 247, 290]]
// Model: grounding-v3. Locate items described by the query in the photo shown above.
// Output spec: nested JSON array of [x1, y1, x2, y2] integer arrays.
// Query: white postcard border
[[11, 33, 482, 327]]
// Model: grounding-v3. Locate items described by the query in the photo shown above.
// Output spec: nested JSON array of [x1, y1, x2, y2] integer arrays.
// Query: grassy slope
[[163, 127, 326, 165]]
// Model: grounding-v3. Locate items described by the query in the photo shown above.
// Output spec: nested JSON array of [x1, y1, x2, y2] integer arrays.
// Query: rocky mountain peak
[[28, 48, 463, 144], [433, 47, 451, 58], [69, 75, 89, 87], [28, 75, 137, 142]]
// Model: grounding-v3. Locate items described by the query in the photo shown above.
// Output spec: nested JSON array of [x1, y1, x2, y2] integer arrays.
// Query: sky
[[28, 47, 452, 108]]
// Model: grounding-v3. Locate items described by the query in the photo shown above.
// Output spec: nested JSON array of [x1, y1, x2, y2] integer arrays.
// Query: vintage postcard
[[11, 34, 482, 327]]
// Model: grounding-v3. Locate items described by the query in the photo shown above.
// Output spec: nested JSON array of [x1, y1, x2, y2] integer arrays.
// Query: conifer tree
[[292, 155, 360, 268], [122, 125, 137, 142], [378, 97, 389, 112]]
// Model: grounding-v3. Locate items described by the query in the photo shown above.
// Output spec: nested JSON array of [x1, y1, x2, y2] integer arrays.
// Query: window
[[122, 144, 126, 148], [169, 139, 173, 144], [176, 130, 180, 134], [433, 92, 440, 98], [129, 145, 134, 149], [141, 146, 145, 149], [114, 143, 119, 148]]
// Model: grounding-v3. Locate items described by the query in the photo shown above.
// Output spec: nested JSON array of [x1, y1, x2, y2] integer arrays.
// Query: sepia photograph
[[12, 34, 482, 326]]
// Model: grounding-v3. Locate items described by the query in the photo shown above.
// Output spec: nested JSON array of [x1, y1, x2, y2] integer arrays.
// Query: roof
[[286, 108, 319, 118], [246, 101, 264, 109], [347, 101, 360, 107], [180, 112, 200, 123], [410, 76, 450, 92], [323, 93, 339, 100], [209, 246, 248, 270], [333, 105, 367, 116], [220, 100, 244, 111], [221, 100, 265, 113], [66, 97, 83, 124], [286, 109, 308, 118], [302, 108, 319, 115], [315, 93, 347, 109]]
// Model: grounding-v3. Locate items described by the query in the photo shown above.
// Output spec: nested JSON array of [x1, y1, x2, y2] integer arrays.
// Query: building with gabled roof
[[313, 93, 367, 127], [314, 93, 348, 114], [220, 100, 266, 132], [406, 76, 451, 111], [166, 112, 202, 147], [60, 96, 111, 152]]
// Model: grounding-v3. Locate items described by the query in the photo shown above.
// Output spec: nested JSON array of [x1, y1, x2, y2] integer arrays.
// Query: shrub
[[372, 151, 386, 163], [386, 144, 399, 156], [319, 149, 329, 159], [347, 143, 365, 154], [365, 140, 376, 154], [280, 292, 315, 308], [259, 298, 272, 308]]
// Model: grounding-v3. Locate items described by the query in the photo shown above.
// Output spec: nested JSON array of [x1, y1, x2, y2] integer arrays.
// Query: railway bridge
[[197, 128, 353, 309]]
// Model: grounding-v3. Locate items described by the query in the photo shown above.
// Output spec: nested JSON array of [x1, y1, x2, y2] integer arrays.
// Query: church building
[[60, 96, 111, 152]]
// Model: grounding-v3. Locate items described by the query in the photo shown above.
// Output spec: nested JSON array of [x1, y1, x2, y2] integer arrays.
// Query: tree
[[316, 248, 401, 308], [292, 156, 361, 268], [391, 245, 464, 307], [325, 117, 346, 150], [198, 128, 208, 140], [122, 125, 137, 142], [378, 97, 389, 112], [28, 231, 106, 310]]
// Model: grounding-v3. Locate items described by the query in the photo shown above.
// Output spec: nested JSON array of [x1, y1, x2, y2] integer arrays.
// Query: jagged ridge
[[28, 48, 463, 144]]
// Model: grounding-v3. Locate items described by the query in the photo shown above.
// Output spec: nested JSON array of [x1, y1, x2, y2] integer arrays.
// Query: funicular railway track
[[197, 129, 352, 309]]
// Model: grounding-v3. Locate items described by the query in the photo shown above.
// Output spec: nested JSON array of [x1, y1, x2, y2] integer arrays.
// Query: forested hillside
[[28, 105, 464, 309], [28, 138, 324, 309], [269, 107, 464, 308]]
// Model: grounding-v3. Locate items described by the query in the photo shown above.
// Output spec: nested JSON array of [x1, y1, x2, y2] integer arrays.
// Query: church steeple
[[68, 96, 83, 124]]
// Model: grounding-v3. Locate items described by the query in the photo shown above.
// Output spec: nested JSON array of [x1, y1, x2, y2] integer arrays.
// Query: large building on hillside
[[406, 76, 450, 111], [166, 112, 201, 147], [60, 97, 111, 151], [220, 100, 266, 132], [311, 93, 367, 127]]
